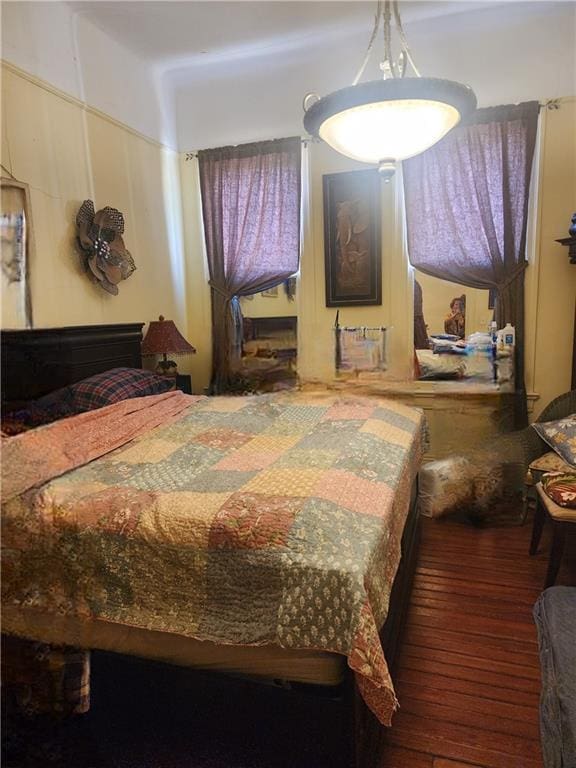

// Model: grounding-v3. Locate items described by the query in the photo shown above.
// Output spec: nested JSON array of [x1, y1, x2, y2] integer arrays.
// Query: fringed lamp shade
[[142, 316, 196, 376]]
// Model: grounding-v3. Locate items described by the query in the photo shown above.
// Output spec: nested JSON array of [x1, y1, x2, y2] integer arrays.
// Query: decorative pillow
[[529, 451, 572, 474], [532, 415, 576, 468], [68, 367, 174, 412], [542, 472, 576, 509]]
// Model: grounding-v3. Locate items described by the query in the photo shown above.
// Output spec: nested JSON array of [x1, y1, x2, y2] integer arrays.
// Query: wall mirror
[[414, 271, 501, 385], [1, 176, 34, 329]]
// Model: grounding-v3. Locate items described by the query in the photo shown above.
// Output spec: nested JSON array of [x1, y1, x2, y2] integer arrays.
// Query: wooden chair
[[530, 483, 576, 588]]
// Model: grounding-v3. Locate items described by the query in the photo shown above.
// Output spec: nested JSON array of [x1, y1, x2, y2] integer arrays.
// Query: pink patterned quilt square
[[314, 469, 394, 517], [209, 492, 302, 549]]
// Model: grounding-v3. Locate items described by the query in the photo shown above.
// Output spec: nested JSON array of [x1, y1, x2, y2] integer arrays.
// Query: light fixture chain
[[352, 0, 382, 86], [352, 0, 420, 85], [382, 0, 397, 78], [392, 1, 421, 77]]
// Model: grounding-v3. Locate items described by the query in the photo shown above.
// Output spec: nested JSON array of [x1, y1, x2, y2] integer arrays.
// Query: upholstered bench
[[533, 586, 576, 768]]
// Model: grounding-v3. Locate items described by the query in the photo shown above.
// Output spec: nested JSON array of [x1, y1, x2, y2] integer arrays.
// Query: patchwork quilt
[[2, 390, 425, 725]]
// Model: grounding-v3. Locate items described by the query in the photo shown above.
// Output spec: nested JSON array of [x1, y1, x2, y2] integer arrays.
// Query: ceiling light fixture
[[303, 0, 477, 181]]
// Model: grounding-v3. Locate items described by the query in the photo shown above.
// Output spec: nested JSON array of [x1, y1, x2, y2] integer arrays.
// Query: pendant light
[[303, 0, 477, 180]]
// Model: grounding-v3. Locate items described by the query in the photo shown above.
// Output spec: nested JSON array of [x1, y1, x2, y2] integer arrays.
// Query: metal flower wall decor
[[76, 200, 136, 295]]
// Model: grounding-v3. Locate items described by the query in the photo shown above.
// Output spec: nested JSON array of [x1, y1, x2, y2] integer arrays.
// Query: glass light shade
[[319, 99, 460, 164], [304, 78, 477, 170]]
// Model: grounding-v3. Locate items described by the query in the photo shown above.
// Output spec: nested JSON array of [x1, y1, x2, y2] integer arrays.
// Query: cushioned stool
[[530, 483, 576, 588], [524, 453, 573, 523]]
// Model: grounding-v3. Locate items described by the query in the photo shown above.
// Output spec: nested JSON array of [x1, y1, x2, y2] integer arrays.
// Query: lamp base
[[156, 359, 178, 377]]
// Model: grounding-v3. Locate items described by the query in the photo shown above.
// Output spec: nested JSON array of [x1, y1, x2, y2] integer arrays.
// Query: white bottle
[[502, 323, 515, 347]]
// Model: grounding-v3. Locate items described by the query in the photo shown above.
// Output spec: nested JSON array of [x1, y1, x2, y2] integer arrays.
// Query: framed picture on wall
[[1, 176, 34, 328], [323, 169, 381, 307]]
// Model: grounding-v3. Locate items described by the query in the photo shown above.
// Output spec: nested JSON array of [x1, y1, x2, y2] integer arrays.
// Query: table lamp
[[142, 315, 196, 377]]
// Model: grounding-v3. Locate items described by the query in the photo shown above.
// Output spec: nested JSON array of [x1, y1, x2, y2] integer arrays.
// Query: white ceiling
[[68, 1, 508, 73], [64, 0, 575, 150]]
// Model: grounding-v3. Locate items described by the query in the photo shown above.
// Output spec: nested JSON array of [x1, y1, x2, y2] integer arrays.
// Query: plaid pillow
[[69, 368, 174, 412]]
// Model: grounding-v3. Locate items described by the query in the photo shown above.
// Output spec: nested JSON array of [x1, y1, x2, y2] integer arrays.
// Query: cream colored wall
[[526, 100, 576, 419], [415, 271, 493, 338], [298, 143, 413, 384], [179, 156, 212, 393], [1, 63, 195, 375]]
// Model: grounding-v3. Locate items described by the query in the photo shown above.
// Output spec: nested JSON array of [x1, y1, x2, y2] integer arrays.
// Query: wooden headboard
[[1, 323, 144, 409]]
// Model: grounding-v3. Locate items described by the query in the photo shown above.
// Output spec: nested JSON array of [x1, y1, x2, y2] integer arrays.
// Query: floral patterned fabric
[[2, 391, 198, 501], [1, 391, 424, 726], [530, 451, 573, 475], [532, 415, 576, 468], [542, 472, 576, 510]]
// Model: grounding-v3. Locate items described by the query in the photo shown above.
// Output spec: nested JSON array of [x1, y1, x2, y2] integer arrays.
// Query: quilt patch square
[[322, 402, 375, 422], [202, 397, 250, 413], [199, 549, 282, 644], [372, 406, 421, 433], [213, 450, 281, 472], [314, 469, 394, 517], [184, 469, 257, 493], [110, 438, 180, 466], [275, 404, 327, 426], [124, 444, 222, 492], [194, 428, 252, 452], [274, 448, 339, 470], [138, 491, 231, 549], [360, 419, 413, 449], [209, 492, 302, 549], [277, 562, 359, 653], [295, 420, 365, 451], [243, 468, 324, 497], [57, 486, 155, 536]]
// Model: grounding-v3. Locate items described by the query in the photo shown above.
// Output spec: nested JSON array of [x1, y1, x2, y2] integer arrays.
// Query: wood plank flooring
[[381, 513, 576, 768]]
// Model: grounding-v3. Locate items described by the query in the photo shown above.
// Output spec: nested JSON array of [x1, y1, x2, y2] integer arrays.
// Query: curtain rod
[[184, 100, 561, 159], [184, 137, 318, 161], [540, 98, 562, 112], [335, 326, 388, 332]]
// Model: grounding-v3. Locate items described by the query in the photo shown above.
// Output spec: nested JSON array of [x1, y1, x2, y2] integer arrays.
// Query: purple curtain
[[413, 280, 429, 350], [198, 138, 301, 393], [404, 101, 539, 426]]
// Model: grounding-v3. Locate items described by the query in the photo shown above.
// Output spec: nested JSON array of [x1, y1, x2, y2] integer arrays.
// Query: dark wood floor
[[381, 512, 576, 768]]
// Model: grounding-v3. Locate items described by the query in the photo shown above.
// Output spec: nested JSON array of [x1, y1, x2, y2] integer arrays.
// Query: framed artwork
[[323, 169, 381, 307], [1, 177, 34, 328]]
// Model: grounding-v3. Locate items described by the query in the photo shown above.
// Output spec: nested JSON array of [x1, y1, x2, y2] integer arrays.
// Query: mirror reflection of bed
[[413, 270, 513, 386], [239, 281, 298, 391]]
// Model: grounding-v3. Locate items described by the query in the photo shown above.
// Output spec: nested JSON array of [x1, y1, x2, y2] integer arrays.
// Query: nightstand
[[176, 374, 192, 394]]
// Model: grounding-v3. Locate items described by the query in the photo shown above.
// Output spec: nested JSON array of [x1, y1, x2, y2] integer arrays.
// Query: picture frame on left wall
[[1, 176, 34, 328]]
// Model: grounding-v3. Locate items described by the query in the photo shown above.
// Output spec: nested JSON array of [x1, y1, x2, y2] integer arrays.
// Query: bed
[[1, 323, 425, 767]]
